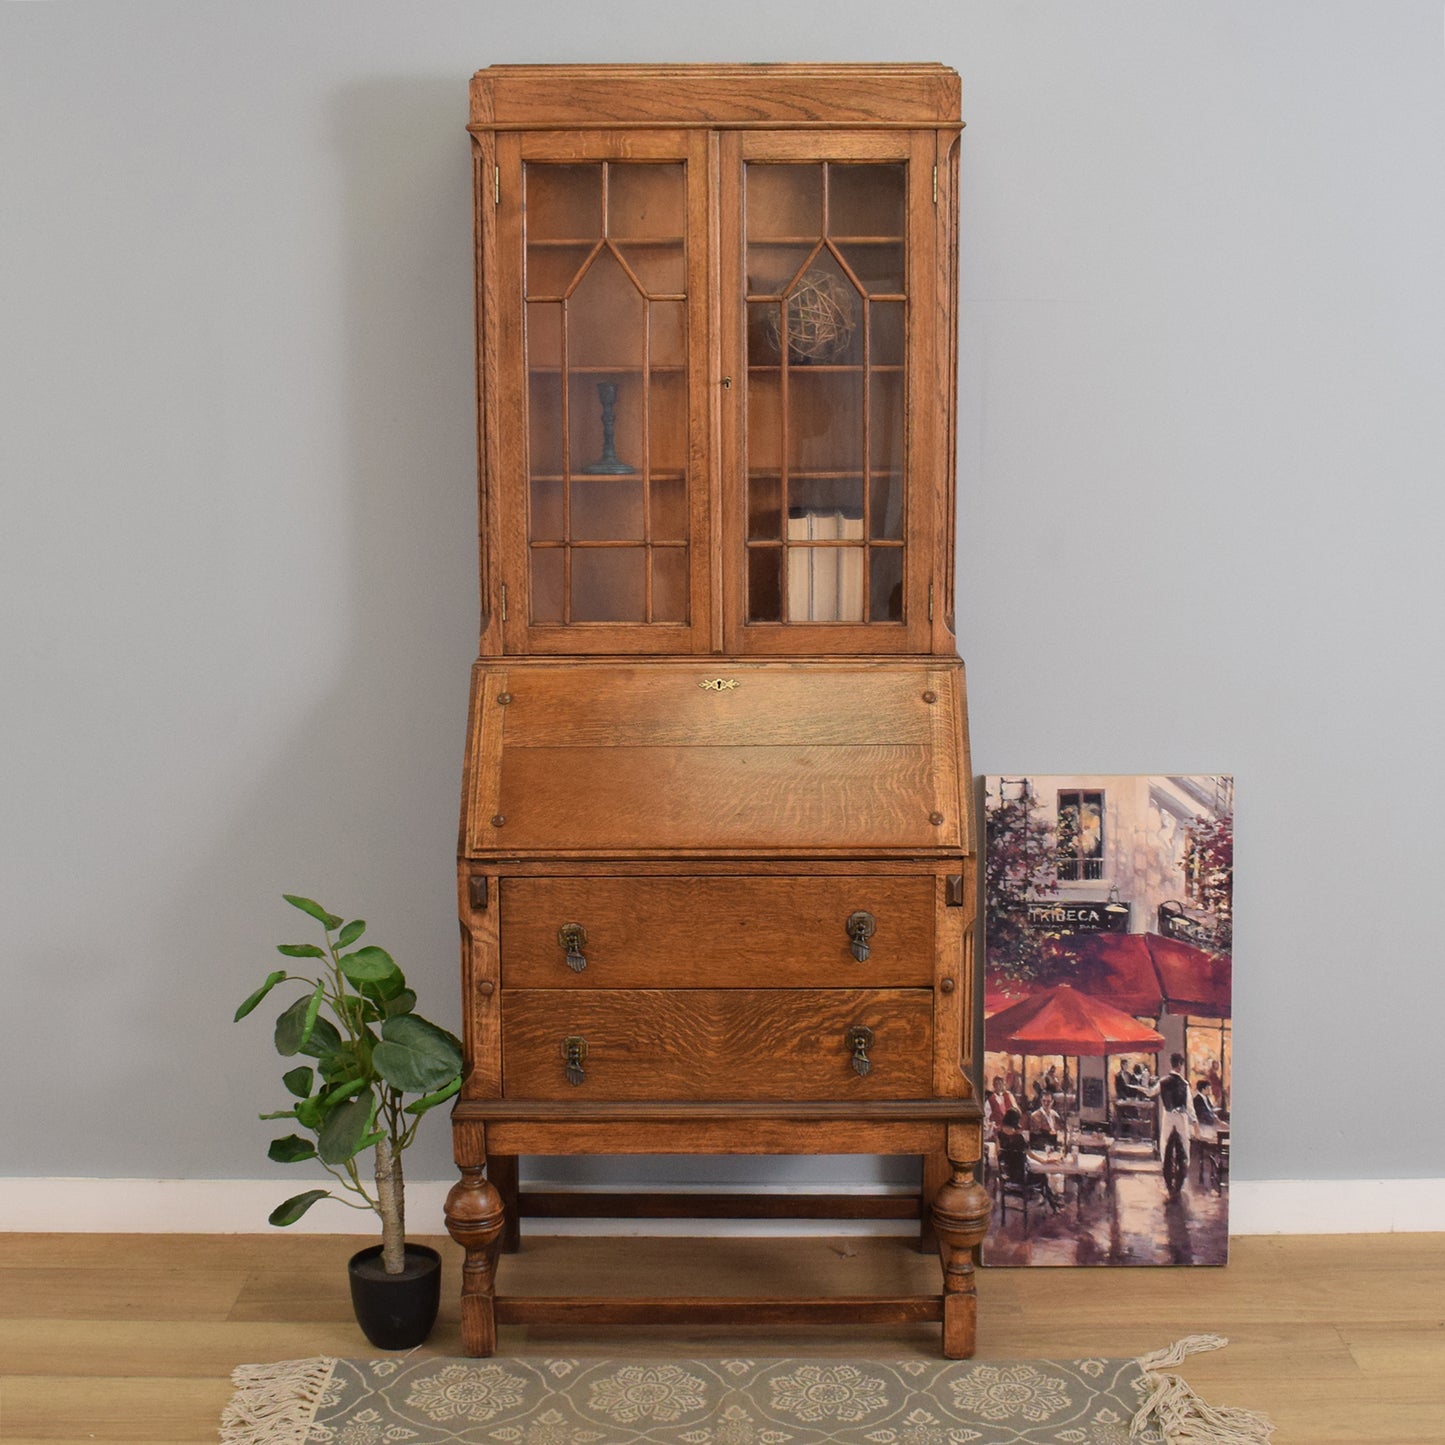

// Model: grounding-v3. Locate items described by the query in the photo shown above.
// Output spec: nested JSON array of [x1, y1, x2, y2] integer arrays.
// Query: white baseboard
[[1, 1177, 1442, 1236]]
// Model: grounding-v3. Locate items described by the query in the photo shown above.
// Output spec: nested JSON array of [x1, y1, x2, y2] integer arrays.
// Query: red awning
[[984, 983, 1166, 1056], [1043, 932, 1163, 1016], [1146, 932, 1231, 1016], [1041, 931, 1231, 1019]]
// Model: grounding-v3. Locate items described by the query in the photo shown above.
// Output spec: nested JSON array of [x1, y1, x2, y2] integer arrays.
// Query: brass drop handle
[[847, 910, 876, 963], [558, 923, 588, 973], [845, 1025, 874, 1077], [562, 1035, 588, 1087]]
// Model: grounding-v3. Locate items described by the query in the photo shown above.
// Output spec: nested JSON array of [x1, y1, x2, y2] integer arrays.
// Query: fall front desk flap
[[461, 660, 972, 857]]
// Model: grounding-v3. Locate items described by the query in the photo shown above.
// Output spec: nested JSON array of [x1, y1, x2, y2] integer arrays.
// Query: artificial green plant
[[234, 894, 464, 1273]]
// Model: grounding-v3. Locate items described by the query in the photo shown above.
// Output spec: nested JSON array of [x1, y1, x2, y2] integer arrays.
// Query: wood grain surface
[[470, 64, 962, 130], [2, 1232, 1441, 1444], [499, 875, 936, 988], [500, 988, 933, 1101]]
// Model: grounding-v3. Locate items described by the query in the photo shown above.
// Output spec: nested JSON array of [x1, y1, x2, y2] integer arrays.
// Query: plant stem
[[375, 1132, 405, 1274]]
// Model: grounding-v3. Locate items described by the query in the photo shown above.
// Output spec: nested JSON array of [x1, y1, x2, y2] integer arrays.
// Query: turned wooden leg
[[445, 1121, 506, 1356], [920, 1150, 949, 1253], [930, 1121, 991, 1359], [489, 1153, 521, 1253]]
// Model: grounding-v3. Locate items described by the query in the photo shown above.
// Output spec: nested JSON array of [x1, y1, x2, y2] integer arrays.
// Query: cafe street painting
[[982, 775, 1233, 1267]]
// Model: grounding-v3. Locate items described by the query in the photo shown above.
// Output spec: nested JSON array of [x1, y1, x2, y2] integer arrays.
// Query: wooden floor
[[0, 1231, 1441, 1443]]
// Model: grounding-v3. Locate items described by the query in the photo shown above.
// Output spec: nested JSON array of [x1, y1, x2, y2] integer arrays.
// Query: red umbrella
[[985, 983, 1164, 1056]]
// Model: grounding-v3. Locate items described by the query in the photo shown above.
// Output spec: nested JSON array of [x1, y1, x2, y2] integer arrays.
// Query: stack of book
[[786, 508, 865, 622]]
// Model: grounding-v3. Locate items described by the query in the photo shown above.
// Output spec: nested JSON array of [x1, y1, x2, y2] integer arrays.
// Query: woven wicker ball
[[765, 268, 857, 363]]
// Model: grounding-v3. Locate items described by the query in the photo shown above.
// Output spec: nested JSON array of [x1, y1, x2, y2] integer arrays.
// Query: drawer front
[[500, 876, 935, 988], [501, 988, 934, 1101]]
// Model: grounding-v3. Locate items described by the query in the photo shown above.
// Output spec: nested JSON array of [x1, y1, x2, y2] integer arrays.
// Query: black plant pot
[[347, 1243, 442, 1350]]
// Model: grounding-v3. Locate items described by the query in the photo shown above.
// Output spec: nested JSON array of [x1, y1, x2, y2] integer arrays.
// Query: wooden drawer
[[500, 876, 935, 988], [500, 988, 934, 1101]]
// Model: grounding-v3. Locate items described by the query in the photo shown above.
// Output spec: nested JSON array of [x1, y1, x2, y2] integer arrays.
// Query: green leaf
[[317, 1089, 377, 1164], [282, 894, 343, 931], [404, 1076, 462, 1116], [354, 1130, 386, 1153], [282, 1066, 314, 1099], [319, 1077, 367, 1112], [234, 970, 287, 1022], [338, 946, 401, 988], [275, 994, 343, 1060], [359, 969, 407, 1004], [299, 981, 325, 1051], [373, 1014, 464, 1094], [297, 1014, 343, 1060], [337, 919, 366, 948], [381, 988, 417, 1018], [267, 1134, 317, 1163], [268, 1189, 330, 1226], [276, 943, 326, 959]]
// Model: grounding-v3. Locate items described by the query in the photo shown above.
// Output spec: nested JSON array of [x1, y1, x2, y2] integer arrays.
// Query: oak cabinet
[[447, 64, 989, 1359]]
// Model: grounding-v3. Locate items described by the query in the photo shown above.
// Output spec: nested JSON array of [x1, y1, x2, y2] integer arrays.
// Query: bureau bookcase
[[445, 64, 991, 1356]]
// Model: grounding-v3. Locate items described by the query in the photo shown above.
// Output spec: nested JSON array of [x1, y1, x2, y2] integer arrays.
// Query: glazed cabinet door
[[720, 131, 942, 654], [491, 130, 714, 653]]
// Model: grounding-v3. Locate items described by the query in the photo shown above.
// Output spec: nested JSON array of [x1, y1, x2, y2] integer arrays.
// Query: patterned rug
[[221, 1335, 1272, 1445]]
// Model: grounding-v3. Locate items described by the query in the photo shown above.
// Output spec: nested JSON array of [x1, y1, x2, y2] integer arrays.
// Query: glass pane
[[746, 164, 822, 240], [748, 300, 784, 367], [571, 478, 643, 541], [526, 243, 595, 300], [651, 546, 688, 622], [748, 474, 781, 541], [527, 371, 564, 478], [789, 370, 863, 474], [828, 164, 906, 238], [526, 300, 562, 371], [608, 164, 685, 240], [747, 243, 817, 300], [747, 547, 781, 622], [870, 300, 906, 367], [649, 371, 686, 473], [530, 480, 564, 542], [788, 476, 864, 521], [651, 476, 688, 542], [869, 547, 905, 622], [784, 510, 864, 623], [571, 375, 643, 478], [572, 547, 646, 622], [617, 243, 684, 298], [747, 372, 781, 474], [650, 300, 686, 369], [526, 165, 601, 242], [780, 250, 861, 366], [838, 241, 905, 296], [869, 475, 904, 541], [530, 547, 564, 623], [870, 371, 904, 475], [568, 247, 646, 370]]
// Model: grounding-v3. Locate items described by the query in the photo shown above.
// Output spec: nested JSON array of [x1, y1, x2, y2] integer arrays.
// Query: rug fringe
[[220, 1356, 335, 1445], [1132, 1336, 1274, 1443]]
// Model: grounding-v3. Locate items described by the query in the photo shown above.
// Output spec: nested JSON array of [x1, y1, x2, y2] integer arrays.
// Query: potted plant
[[233, 893, 464, 1349]]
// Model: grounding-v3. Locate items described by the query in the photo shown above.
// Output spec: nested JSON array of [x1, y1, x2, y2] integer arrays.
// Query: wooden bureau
[[445, 65, 990, 1357]]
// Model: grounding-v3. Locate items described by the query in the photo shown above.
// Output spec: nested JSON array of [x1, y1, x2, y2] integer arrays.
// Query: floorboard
[[0, 1231, 1440, 1443]]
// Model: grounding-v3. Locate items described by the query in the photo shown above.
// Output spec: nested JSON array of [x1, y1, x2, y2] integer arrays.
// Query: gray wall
[[4, 3, 1441, 1195]]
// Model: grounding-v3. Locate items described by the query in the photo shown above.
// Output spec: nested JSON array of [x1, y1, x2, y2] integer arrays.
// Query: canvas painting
[[981, 775, 1233, 1266]]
